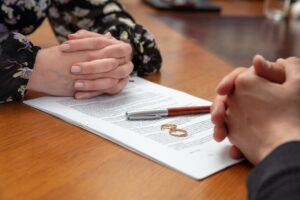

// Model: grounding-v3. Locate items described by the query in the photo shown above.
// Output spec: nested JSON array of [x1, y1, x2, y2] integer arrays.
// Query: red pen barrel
[[168, 106, 211, 116]]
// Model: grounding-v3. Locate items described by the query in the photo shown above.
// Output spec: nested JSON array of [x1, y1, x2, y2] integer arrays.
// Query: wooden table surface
[[1, 0, 292, 199]]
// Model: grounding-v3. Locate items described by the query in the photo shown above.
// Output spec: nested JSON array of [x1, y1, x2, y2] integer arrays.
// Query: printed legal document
[[24, 77, 240, 179]]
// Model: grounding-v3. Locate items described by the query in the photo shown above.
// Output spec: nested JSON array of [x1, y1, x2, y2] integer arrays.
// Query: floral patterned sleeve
[[0, 0, 50, 103], [0, 33, 40, 103], [48, 0, 162, 75]]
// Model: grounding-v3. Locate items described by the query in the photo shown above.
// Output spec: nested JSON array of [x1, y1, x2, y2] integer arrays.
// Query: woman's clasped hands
[[27, 29, 134, 99]]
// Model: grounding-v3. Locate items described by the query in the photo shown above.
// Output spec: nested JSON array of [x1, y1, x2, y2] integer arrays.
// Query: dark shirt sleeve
[[247, 141, 300, 200], [48, 0, 162, 75]]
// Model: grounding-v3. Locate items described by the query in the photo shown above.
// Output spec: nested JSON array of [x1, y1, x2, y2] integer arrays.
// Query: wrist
[[257, 131, 300, 164], [26, 49, 45, 92]]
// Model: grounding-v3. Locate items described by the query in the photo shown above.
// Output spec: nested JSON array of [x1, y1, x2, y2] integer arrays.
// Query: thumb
[[253, 55, 285, 83]]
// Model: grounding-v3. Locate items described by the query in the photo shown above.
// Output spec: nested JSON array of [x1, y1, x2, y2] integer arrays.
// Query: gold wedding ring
[[169, 129, 188, 137], [161, 124, 188, 137], [161, 124, 177, 132]]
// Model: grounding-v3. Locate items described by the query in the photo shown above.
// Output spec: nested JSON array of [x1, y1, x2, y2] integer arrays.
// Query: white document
[[24, 77, 240, 179]]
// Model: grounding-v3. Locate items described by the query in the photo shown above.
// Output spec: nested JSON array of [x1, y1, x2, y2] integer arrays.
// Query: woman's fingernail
[[61, 43, 70, 51], [75, 81, 84, 89], [104, 32, 112, 39], [68, 33, 77, 38], [71, 66, 81, 73]]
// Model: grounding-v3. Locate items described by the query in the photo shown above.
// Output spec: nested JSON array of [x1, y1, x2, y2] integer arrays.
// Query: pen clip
[[126, 110, 167, 120], [126, 114, 162, 120]]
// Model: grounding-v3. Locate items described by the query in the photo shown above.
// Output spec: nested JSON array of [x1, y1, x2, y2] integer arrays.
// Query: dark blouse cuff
[[0, 32, 40, 103], [130, 25, 162, 76], [108, 23, 162, 76], [247, 141, 300, 200]]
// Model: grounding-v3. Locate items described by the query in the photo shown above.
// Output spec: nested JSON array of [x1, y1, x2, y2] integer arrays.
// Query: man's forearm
[[247, 141, 300, 200]]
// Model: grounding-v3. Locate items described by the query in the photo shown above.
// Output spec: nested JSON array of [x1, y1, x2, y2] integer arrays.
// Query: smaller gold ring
[[161, 124, 177, 132]]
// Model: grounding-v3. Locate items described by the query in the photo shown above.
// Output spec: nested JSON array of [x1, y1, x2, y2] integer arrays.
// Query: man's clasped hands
[[211, 55, 300, 164], [27, 30, 134, 99]]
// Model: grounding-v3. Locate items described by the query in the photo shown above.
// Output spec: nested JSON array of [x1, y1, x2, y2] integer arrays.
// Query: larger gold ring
[[169, 129, 188, 137]]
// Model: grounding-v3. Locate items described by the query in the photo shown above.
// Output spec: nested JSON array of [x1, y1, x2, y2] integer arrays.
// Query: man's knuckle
[[235, 73, 250, 89], [287, 56, 299, 61]]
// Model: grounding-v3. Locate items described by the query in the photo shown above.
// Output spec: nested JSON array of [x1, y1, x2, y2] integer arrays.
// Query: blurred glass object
[[264, 0, 291, 20], [143, 0, 221, 11], [291, 0, 300, 19]]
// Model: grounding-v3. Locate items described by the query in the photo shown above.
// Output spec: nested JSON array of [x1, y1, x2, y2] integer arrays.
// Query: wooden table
[[2, 0, 294, 199]]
